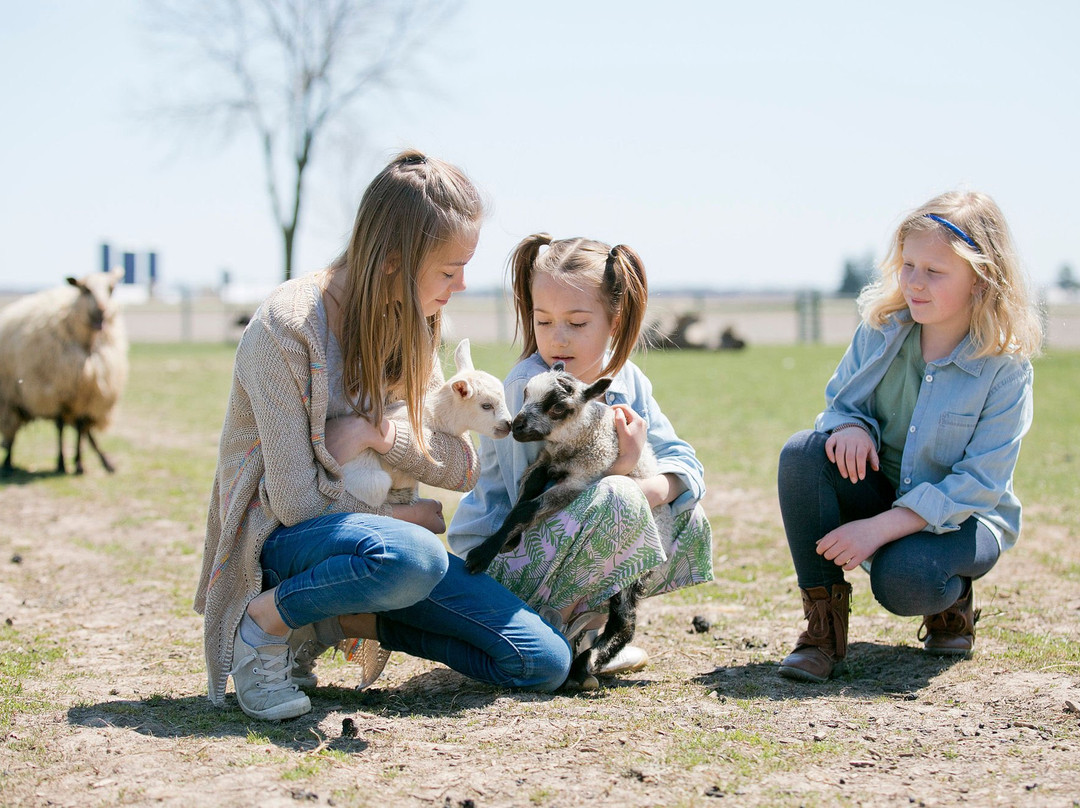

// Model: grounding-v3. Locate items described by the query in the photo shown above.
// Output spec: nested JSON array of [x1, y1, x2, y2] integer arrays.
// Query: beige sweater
[[194, 275, 478, 705]]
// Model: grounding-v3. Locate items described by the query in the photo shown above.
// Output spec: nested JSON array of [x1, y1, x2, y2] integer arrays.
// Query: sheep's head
[[429, 338, 512, 439], [446, 369, 513, 439], [67, 268, 123, 333], [511, 362, 612, 443]]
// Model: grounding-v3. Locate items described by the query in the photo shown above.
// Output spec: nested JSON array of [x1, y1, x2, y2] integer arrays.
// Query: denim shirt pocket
[[931, 412, 979, 465]]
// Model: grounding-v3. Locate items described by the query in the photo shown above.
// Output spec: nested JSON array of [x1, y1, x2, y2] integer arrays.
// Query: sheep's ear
[[453, 338, 474, 372], [107, 266, 124, 289], [452, 378, 472, 399], [552, 361, 565, 372], [66, 277, 80, 288], [583, 377, 613, 402]]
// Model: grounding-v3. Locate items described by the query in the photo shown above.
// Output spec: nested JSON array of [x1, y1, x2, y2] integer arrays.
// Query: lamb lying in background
[[464, 362, 672, 688], [0, 269, 128, 475], [342, 338, 512, 507]]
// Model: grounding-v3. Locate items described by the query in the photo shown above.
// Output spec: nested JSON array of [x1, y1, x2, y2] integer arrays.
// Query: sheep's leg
[[55, 417, 68, 474], [568, 580, 643, 685], [464, 496, 543, 574], [464, 466, 575, 574], [1, 436, 14, 475], [464, 464, 556, 573], [84, 430, 115, 473], [77, 418, 115, 473]]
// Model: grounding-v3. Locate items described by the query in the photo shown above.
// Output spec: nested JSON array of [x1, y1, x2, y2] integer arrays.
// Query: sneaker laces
[[231, 645, 295, 693]]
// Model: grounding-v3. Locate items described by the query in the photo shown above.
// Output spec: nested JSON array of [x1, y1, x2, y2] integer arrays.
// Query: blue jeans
[[260, 513, 571, 691], [778, 430, 1000, 616]]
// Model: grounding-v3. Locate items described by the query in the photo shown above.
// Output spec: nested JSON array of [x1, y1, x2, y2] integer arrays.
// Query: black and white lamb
[[0, 269, 128, 475], [464, 362, 673, 687], [341, 338, 512, 506]]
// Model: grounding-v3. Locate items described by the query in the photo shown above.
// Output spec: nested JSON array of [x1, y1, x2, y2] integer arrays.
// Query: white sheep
[[463, 362, 673, 687], [0, 268, 128, 475], [341, 338, 512, 507]]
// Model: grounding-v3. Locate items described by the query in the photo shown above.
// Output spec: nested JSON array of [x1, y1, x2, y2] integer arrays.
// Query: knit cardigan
[[194, 275, 478, 705]]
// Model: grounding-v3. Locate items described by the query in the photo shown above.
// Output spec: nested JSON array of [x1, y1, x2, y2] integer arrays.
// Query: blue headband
[[925, 214, 980, 253]]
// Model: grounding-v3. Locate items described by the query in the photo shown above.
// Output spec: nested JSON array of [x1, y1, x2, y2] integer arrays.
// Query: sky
[[2, 1, 1078, 299]]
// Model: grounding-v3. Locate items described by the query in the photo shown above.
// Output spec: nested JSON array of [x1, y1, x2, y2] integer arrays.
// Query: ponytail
[[601, 244, 648, 376], [510, 233, 554, 361]]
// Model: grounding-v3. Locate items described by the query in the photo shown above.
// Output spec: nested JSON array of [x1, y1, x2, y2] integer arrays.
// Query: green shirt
[[873, 324, 925, 490]]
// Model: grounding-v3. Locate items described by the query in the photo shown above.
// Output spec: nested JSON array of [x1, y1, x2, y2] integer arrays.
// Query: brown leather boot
[[779, 583, 851, 683], [918, 579, 980, 656]]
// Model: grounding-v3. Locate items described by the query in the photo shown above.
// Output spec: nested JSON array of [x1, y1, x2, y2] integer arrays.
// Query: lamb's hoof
[[463, 555, 489, 575], [563, 674, 600, 692]]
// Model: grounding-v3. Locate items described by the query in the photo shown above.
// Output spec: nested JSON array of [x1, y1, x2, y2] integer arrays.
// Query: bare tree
[[147, 0, 458, 281]]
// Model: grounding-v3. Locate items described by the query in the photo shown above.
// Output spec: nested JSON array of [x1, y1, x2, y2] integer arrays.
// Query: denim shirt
[[448, 353, 707, 556], [815, 312, 1034, 551]]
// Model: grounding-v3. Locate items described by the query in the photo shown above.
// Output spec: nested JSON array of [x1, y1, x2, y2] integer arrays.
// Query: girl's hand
[[325, 415, 396, 465], [610, 405, 647, 476], [817, 507, 928, 570], [816, 519, 886, 571], [825, 426, 879, 482], [390, 498, 446, 534]]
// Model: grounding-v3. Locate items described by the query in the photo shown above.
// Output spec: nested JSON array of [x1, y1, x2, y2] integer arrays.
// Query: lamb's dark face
[[511, 367, 612, 443]]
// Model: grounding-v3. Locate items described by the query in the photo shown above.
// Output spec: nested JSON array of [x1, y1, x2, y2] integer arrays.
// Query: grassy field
[[1, 341, 1078, 807]]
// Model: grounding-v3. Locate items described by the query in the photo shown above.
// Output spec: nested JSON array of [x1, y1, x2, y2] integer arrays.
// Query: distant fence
[[3, 291, 1079, 348]]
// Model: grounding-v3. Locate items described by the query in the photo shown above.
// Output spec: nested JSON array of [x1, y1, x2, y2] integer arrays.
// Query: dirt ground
[[2, 428, 1079, 807]]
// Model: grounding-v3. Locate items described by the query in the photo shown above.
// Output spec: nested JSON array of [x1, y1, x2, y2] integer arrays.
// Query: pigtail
[[601, 244, 649, 377], [510, 233, 554, 361]]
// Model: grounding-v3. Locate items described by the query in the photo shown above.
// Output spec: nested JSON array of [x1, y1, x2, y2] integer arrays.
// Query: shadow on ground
[[0, 467, 67, 486], [695, 641, 967, 700], [66, 669, 564, 749]]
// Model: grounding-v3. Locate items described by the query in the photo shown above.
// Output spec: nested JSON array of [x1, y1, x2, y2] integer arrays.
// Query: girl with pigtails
[[448, 234, 713, 683]]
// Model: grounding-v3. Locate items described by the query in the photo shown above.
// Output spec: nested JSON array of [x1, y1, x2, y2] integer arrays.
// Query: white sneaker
[[230, 627, 311, 721], [289, 623, 329, 691], [598, 645, 649, 675]]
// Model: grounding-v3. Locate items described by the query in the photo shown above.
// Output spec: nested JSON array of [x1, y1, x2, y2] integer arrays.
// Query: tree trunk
[[282, 225, 295, 281]]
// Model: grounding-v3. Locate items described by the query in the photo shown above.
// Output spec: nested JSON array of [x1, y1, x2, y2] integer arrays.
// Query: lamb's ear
[[66, 277, 80, 288], [552, 361, 565, 372], [453, 338, 474, 372], [452, 378, 473, 399], [583, 377, 613, 401]]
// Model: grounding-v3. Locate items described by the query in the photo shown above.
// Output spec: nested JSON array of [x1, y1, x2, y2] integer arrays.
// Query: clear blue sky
[[2, 1, 1077, 297]]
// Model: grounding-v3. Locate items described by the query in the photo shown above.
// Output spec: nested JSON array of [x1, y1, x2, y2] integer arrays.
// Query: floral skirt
[[486, 476, 713, 617]]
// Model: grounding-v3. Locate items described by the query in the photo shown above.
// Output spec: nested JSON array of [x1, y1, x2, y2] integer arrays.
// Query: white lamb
[[0, 268, 129, 475], [341, 338, 512, 507]]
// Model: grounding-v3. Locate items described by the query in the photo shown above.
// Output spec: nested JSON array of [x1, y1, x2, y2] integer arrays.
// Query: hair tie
[[604, 246, 621, 296], [925, 214, 980, 253]]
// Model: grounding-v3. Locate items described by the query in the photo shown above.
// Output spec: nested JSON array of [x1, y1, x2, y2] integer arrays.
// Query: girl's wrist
[[377, 420, 397, 454], [831, 422, 869, 435]]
